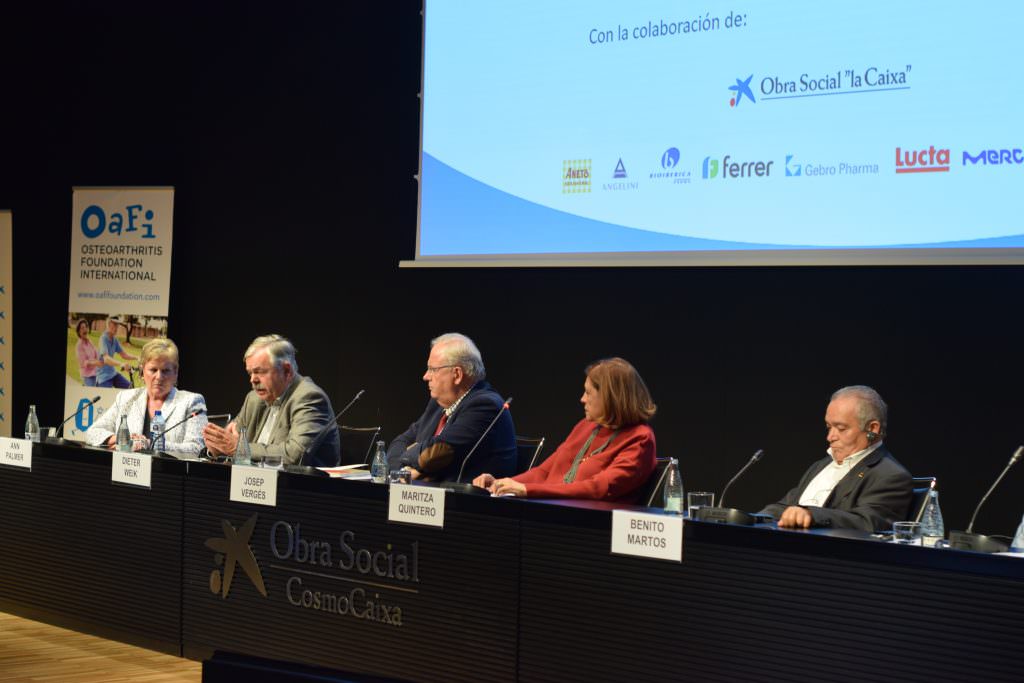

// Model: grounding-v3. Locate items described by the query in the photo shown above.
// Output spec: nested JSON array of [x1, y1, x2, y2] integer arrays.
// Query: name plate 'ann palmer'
[[610, 510, 683, 562], [230, 465, 278, 507], [387, 483, 445, 528], [0, 436, 33, 471], [111, 451, 153, 488]]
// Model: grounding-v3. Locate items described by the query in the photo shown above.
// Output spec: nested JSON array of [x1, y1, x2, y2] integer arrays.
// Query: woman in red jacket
[[473, 357, 657, 501]]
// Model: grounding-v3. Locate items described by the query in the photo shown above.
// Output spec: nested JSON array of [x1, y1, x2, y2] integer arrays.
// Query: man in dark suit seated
[[387, 333, 516, 482], [759, 385, 912, 532]]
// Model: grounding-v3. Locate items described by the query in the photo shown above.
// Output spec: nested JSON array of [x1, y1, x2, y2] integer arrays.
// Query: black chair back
[[515, 435, 546, 473], [339, 425, 382, 465], [634, 457, 671, 508]]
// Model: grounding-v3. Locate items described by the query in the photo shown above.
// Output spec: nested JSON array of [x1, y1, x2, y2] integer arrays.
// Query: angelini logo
[[895, 146, 950, 174]]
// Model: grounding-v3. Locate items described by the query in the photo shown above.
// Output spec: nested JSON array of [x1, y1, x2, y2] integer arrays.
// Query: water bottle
[[371, 440, 388, 483], [24, 405, 40, 442], [116, 414, 132, 452], [150, 410, 166, 453], [663, 457, 683, 513], [921, 489, 945, 547], [234, 425, 252, 465]]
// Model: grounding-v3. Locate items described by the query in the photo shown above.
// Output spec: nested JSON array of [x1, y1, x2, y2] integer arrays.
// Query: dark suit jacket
[[386, 381, 516, 482], [759, 445, 912, 531]]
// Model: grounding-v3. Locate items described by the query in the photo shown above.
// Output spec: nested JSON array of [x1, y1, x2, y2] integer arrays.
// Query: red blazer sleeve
[[518, 425, 656, 501], [513, 430, 578, 484]]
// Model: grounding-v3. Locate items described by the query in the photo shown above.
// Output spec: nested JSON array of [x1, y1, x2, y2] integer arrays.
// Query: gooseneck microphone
[[454, 397, 513, 485], [300, 389, 365, 467], [54, 396, 102, 438], [949, 446, 1023, 553], [966, 446, 1023, 533], [720, 448, 765, 508], [161, 409, 206, 438], [692, 448, 766, 526]]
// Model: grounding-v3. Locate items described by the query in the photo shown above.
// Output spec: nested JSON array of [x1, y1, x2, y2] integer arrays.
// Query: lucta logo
[[895, 146, 950, 174]]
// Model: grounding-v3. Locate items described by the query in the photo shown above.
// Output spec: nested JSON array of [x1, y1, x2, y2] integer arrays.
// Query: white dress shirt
[[798, 441, 883, 507]]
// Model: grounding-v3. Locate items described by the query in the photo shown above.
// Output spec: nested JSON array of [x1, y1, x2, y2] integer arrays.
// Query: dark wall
[[2, 3, 1022, 535]]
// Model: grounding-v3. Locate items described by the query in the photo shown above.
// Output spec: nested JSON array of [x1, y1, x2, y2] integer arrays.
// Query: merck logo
[[895, 146, 950, 174]]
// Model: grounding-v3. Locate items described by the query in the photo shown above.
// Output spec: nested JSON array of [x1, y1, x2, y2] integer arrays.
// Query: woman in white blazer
[[85, 338, 208, 454]]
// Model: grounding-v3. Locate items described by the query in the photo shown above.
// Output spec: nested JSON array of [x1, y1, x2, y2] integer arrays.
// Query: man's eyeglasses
[[424, 364, 457, 376]]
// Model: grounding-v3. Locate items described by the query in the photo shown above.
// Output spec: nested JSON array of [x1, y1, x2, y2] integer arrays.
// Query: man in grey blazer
[[759, 385, 912, 532], [203, 334, 340, 467]]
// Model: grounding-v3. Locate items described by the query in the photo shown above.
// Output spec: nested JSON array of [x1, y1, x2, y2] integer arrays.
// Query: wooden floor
[[0, 611, 200, 683]]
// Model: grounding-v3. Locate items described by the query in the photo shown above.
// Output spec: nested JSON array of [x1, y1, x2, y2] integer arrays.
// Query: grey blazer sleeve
[[246, 378, 338, 466]]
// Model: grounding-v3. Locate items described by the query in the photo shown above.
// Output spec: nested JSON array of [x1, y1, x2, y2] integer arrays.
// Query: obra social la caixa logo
[[205, 514, 267, 599], [80, 204, 158, 239]]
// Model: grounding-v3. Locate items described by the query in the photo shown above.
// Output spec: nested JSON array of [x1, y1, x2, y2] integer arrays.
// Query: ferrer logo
[[702, 155, 774, 179], [562, 159, 592, 193], [895, 146, 950, 174]]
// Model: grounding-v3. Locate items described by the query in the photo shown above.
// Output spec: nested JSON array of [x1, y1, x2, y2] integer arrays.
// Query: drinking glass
[[687, 491, 715, 517], [893, 521, 923, 545]]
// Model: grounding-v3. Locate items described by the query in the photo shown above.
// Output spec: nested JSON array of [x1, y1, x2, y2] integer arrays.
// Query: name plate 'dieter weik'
[[230, 465, 278, 507], [387, 483, 445, 528], [0, 436, 32, 470], [111, 451, 152, 488], [610, 510, 683, 562]]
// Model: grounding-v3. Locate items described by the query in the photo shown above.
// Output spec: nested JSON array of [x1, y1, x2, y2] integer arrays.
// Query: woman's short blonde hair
[[140, 338, 180, 371], [585, 357, 657, 429]]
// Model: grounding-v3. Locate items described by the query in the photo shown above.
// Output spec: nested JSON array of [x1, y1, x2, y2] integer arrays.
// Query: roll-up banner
[[0, 211, 11, 437], [64, 188, 174, 438]]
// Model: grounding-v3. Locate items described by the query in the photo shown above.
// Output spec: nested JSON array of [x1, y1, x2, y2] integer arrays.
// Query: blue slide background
[[419, 1, 1024, 259]]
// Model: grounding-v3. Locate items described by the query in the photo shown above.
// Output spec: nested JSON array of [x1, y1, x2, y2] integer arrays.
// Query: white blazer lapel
[[126, 388, 148, 435], [159, 388, 181, 426]]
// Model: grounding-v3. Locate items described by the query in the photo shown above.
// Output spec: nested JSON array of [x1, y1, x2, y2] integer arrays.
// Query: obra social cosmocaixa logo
[[206, 514, 419, 627]]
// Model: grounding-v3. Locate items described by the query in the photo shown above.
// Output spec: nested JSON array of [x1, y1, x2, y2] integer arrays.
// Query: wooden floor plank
[[0, 612, 199, 683]]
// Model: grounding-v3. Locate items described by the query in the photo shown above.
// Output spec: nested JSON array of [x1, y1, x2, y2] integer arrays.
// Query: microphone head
[[503, 396, 513, 409], [90, 395, 101, 404], [355, 389, 366, 400], [751, 448, 765, 463], [1011, 445, 1023, 466]]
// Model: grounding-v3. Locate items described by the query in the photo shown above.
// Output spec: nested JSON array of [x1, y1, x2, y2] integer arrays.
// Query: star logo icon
[[729, 75, 756, 107], [205, 513, 267, 599]]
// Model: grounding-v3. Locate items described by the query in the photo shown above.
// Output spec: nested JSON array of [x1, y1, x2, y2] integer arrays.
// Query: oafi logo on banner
[[63, 188, 174, 437]]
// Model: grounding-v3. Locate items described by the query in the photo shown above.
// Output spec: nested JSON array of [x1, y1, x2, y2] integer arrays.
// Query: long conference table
[[1, 441, 1023, 683]]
